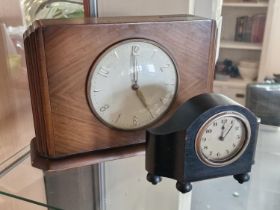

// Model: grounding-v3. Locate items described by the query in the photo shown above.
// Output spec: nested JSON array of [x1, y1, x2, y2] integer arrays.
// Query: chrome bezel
[[195, 111, 251, 167]]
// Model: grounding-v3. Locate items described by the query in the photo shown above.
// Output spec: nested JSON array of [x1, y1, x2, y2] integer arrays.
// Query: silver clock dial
[[87, 39, 178, 130], [195, 112, 250, 167]]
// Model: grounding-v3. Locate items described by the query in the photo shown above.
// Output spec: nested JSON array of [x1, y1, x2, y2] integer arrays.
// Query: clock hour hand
[[135, 89, 154, 118], [219, 121, 227, 141]]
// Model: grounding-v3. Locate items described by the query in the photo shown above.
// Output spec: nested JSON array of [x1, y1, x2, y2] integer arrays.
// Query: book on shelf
[[235, 16, 248, 41], [251, 14, 266, 43], [234, 14, 266, 43]]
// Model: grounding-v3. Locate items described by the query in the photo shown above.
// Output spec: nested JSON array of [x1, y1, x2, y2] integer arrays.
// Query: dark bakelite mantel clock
[[146, 93, 259, 193]]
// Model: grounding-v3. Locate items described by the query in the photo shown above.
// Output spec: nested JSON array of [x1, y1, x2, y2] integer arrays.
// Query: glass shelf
[[0, 191, 61, 210], [1, 126, 280, 210]]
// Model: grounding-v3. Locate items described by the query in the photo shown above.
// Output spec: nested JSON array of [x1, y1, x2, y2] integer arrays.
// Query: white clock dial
[[87, 39, 178, 130], [195, 112, 250, 167]]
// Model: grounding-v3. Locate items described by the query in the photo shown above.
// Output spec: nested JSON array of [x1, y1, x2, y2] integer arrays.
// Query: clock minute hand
[[136, 89, 154, 118], [131, 46, 139, 89], [223, 125, 233, 139]]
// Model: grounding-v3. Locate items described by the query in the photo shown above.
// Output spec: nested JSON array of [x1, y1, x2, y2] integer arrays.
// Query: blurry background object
[[0, 22, 34, 167], [274, 74, 280, 83], [251, 14, 266, 43], [246, 77, 280, 126], [0, 1, 49, 208], [0, 23, 13, 122], [0, 0, 23, 26], [238, 60, 259, 81], [235, 14, 266, 43], [215, 59, 240, 80], [95, 0, 189, 17], [0, 20, 46, 210], [213, 0, 280, 107], [21, 0, 84, 25]]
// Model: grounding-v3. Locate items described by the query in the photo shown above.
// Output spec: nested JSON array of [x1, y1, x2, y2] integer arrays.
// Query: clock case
[[23, 15, 217, 160], [146, 93, 259, 193]]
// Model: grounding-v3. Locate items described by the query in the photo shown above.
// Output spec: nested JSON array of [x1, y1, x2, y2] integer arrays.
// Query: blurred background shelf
[[220, 40, 263, 50], [223, 2, 269, 8], [213, 79, 248, 105], [214, 0, 273, 105], [214, 79, 249, 87]]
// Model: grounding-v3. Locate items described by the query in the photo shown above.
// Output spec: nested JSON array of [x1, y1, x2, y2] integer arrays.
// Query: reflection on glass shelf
[[0, 191, 61, 210], [223, 2, 269, 8], [0, 21, 34, 170], [0, 157, 48, 210], [221, 40, 262, 50], [104, 155, 188, 210]]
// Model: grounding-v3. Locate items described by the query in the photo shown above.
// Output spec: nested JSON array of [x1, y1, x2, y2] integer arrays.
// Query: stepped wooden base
[[30, 138, 145, 171]]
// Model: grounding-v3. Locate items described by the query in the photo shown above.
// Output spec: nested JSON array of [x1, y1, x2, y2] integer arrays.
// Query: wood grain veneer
[[24, 15, 216, 159]]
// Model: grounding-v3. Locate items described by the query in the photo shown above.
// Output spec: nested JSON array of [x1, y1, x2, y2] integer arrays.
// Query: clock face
[[195, 112, 251, 167], [87, 39, 178, 130]]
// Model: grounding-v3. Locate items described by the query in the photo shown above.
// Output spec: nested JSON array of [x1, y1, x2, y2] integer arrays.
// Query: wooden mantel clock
[[24, 15, 216, 164]]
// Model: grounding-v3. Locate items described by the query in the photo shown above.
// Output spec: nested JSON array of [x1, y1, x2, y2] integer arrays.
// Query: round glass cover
[[195, 112, 250, 167], [87, 39, 178, 130]]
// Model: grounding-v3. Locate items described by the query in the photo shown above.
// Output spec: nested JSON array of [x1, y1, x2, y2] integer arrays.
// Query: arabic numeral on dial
[[202, 137, 207, 142], [160, 64, 170, 72], [213, 122, 218, 127], [98, 67, 109, 77], [100, 104, 109, 112], [160, 94, 170, 104], [132, 45, 140, 55], [133, 116, 138, 126], [217, 152, 221, 157], [206, 129, 212, 134], [221, 119, 227, 124]]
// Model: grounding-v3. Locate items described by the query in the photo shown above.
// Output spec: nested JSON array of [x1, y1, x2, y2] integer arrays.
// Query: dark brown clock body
[[24, 15, 216, 159]]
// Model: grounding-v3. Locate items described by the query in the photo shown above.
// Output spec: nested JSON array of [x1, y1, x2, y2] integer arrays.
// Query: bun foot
[[147, 173, 162, 185], [176, 181, 192, 193], [234, 173, 250, 184]]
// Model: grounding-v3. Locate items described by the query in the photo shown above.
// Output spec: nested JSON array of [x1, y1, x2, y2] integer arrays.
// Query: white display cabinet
[[213, 0, 272, 105]]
